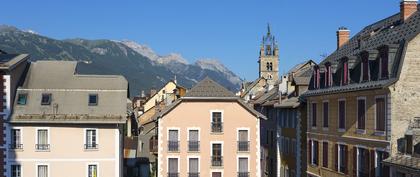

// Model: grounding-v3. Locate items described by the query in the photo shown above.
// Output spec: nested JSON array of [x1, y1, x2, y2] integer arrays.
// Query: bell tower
[[259, 24, 279, 85]]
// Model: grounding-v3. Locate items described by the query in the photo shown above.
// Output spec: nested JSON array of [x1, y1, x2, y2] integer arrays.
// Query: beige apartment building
[[154, 78, 265, 177], [7, 61, 128, 177]]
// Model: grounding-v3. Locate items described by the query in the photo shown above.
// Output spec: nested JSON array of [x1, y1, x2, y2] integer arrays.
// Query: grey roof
[[293, 77, 311, 85], [253, 87, 278, 105], [22, 61, 127, 90], [185, 77, 235, 98], [304, 8, 420, 97], [11, 61, 128, 124], [274, 97, 300, 108], [0, 54, 29, 70], [383, 154, 420, 172]]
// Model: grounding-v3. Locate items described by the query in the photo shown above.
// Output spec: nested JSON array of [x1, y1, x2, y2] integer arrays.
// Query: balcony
[[211, 122, 223, 133], [188, 141, 200, 152], [35, 144, 50, 151], [211, 156, 223, 167], [188, 172, 200, 177], [167, 173, 179, 177], [237, 141, 249, 152], [168, 141, 179, 152], [10, 144, 23, 150], [238, 172, 250, 177], [84, 144, 98, 150]]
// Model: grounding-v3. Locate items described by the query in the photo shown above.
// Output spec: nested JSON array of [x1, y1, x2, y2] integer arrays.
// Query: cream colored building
[[142, 81, 186, 113], [153, 78, 265, 177], [7, 61, 127, 177]]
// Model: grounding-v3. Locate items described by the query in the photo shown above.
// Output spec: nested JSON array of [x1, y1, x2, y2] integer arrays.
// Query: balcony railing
[[168, 141, 179, 152], [188, 172, 200, 177], [238, 172, 250, 177], [211, 156, 223, 167], [10, 144, 23, 149], [84, 144, 98, 149], [167, 172, 179, 177], [188, 141, 200, 152], [211, 122, 223, 133], [35, 144, 50, 151], [237, 141, 250, 152]]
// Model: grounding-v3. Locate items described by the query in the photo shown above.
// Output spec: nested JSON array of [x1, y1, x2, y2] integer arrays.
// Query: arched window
[[269, 62, 273, 71]]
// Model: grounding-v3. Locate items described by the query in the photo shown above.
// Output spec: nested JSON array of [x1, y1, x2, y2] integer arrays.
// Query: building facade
[[7, 61, 128, 177], [303, 1, 420, 176], [0, 53, 29, 176], [155, 78, 265, 177]]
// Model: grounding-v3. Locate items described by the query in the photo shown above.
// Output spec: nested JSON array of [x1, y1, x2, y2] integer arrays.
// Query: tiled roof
[[253, 87, 278, 105], [185, 77, 235, 98], [303, 79, 393, 96], [383, 154, 420, 172], [274, 97, 300, 108]]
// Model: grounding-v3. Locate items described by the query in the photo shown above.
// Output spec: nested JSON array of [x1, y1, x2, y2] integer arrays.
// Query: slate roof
[[0, 53, 29, 70], [185, 77, 235, 98], [303, 7, 420, 97], [383, 154, 420, 172]]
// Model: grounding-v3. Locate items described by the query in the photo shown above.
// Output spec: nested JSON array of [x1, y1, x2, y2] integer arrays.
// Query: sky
[[0, 0, 399, 81]]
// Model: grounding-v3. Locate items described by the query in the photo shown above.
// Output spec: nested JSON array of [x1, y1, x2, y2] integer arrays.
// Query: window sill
[[356, 129, 366, 134], [84, 148, 99, 151], [374, 131, 385, 136], [322, 127, 329, 131], [35, 149, 50, 152], [210, 132, 224, 135], [338, 128, 346, 132], [168, 151, 180, 153]]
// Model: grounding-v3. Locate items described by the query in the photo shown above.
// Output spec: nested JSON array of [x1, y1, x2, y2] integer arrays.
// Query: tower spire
[[267, 23, 271, 35]]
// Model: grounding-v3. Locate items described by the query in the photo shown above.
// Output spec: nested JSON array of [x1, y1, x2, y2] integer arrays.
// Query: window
[[17, 94, 27, 105], [211, 172, 221, 177], [323, 101, 329, 128], [168, 130, 179, 152], [11, 129, 22, 149], [188, 130, 199, 152], [323, 142, 328, 168], [310, 140, 319, 166], [11, 165, 21, 177], [89, 94, 98, 106], [149, 136, 158, 153], [41, 93, 51, 105], [88, 164, 98, 177], [85, 129, 98, 149], [36, 129, 49, 151], [357, 98, 366, 131], [337, 144, 347, 173], [380, 48, 389, 79], [376, 151, 389, 177], [313, 66, 320, 89], [338, 100, 346, 130], [361, 52, 370, 82], [357, 147, 369, 177], [211, 112, 223, 133], [37, 165, 48, 177], [325, 63, 332, 87], [238, 157, 249, 177], [311, 103, 317, 127], [188, 158, 199, 177], [168, 158, 179, 177], [375, 97, 386, 132], [341, 59, 349, 85], [238, 130, 249, 152], [211, 143, 222, 166]]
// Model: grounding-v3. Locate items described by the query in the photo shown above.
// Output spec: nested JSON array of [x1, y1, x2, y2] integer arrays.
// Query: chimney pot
[[401, 0, 418, 21], [337, 27, 350, 49]]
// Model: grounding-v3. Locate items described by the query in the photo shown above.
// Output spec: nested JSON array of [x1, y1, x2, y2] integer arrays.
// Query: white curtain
[[239, 158, 248, 172], [189, 130, 198, 141], [189, 158, 199, 173], [168, 158, 178, 173], [37, 130, 48, 144], [38, 165, 48, 177]]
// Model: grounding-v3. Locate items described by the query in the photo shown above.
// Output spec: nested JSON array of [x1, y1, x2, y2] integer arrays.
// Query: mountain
[[0, 25, 243, 97]]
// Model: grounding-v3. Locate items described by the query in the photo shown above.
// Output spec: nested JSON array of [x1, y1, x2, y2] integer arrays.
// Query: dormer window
[[379, 47, 389, 79], [41, 93, 51, 105], [324, 63, 332, 87], [341, 58, 349, 85], [361, 52, 370, 82], [313, 66, 320, 89]]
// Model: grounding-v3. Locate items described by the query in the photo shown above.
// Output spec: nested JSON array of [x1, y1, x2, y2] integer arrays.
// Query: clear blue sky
[[1, 0, 399, 81]]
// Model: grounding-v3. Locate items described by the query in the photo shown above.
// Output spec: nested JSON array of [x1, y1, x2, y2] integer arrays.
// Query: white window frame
[[210, 110, 224, 123], [35, 127, 50, 151], [337, 98, 346, 132], [374, 95, 386, 136], [322, 100, 329, 130], [187, 127, 201, 141], [84, 128, 99, 149], [10, 163, 22, 177], [356, 97, 367, 134], [86, 162, 99, 177], [237, 155, 250, 173], [210, 141, 224, 156], [167, 156, 180, 174], [11, 127, 23, 150], [187, 155, 200, 174], [35, 163, 49, 177]]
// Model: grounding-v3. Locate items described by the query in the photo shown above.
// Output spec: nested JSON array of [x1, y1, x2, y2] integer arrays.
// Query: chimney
[[401, 0, 418, 21], [337, 27, 350, 49]]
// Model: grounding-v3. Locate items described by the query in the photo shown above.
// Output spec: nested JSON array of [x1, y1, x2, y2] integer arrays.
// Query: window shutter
[[334, 144, 338, 171], [344, 145, 348, 174], [370, 149, 375, 177], [308, 141, 312, 165], [353, 147, 357, 176], [314, 141, 319, 165]]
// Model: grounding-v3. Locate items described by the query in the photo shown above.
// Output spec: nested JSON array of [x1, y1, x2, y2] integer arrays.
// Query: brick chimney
[[401, 0, 418, 21], [337, 27, 350, 49]]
